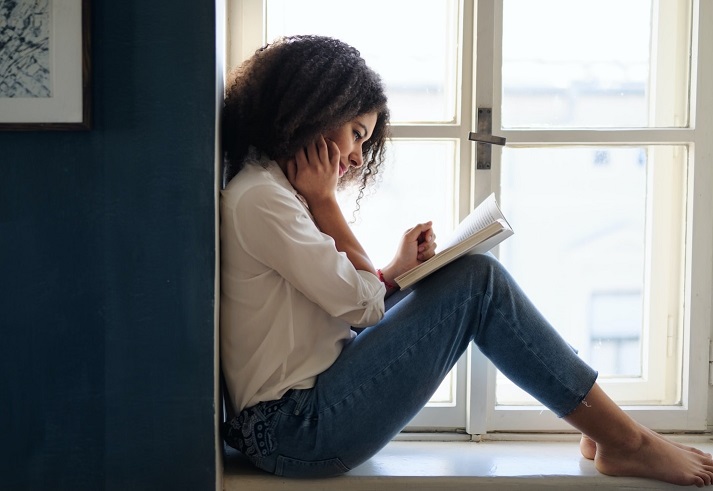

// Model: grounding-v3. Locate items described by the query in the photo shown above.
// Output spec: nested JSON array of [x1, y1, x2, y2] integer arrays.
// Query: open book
[[394, 193, 513, 289]]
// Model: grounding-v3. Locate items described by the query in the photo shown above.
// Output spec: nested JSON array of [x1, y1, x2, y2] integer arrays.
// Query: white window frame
[[227, 0, 713, 435], [471, 0, 712, 434], [227, 0, 477, 430]]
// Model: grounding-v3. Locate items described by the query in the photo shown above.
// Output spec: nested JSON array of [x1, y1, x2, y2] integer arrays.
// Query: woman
[[220, 35, 713, 486]]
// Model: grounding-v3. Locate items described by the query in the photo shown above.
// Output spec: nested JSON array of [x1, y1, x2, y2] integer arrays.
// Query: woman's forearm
[[308, 196, 376, 275]]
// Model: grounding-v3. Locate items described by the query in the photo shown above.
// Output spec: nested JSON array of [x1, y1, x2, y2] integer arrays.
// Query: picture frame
[[0, 0, 91, 131]]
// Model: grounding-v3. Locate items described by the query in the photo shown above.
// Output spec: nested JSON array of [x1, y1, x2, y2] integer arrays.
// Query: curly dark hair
[[222, 35, 390, 200]]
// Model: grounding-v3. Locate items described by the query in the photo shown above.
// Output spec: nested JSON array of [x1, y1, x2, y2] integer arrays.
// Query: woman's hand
[[380, 222, 437, 286], [286, 136, 340, 207], [284, 135, 376, 275]]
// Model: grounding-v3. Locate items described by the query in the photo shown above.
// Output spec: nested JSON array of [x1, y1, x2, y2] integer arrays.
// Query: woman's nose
[[350, 152, 364, 168]]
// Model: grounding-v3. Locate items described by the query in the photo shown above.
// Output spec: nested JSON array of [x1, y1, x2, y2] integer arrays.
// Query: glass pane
[[428, 372, 456, 406], [589, 292, 642, 376], [495, 145, 686, 405], [266, 0, 459, 123], [502, 0, 691, 128], [338, 140, 458, 407], [338, 140, 457, 267]]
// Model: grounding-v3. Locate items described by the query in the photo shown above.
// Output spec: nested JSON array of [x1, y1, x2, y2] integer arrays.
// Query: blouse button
[[362, 301, 367, 306]]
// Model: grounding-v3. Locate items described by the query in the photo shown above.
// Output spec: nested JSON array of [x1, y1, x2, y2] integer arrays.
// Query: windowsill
[[223, 434, 713, 490]]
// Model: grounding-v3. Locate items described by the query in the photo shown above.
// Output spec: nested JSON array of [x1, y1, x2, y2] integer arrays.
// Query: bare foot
[[580, 434, 596, 460], [647, 428, 713, 460], [581, 428, 713, 462], [594, 427, 713, 487]]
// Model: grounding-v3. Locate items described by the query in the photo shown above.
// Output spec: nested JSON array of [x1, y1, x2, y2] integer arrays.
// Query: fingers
[[289, 136, 340, 200], [296, 136, 339, 175], [313, 135, 335, 164], [403, 221, 437, 261], [418, 229, 436, 245], [286, 157, 297, 184], [293, 145, 309, 169], [420, 224, 437, 259], [325, 137, 340, 165], [306, 136, 323, 166], [417, 232, 437, 261], [404, 221, 432, 241], [305, 136, 333, 164]]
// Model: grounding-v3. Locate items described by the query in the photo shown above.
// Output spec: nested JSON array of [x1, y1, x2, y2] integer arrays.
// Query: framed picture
[[0, 0, 91, 130]]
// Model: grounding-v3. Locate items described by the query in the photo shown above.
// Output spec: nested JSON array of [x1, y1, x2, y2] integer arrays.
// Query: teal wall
[[0, 1, 218, 489]]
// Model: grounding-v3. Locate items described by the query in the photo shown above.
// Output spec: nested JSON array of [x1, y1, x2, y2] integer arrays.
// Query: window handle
[[469, 108, 506, 170], [468, 132, 506, 146]]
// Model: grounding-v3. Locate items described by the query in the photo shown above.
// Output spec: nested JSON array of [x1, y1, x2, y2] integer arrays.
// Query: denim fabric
[[224, 253, 598, 477]]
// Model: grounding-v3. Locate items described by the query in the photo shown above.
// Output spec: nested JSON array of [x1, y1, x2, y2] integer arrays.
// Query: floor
[[223, 435, 713, 490]]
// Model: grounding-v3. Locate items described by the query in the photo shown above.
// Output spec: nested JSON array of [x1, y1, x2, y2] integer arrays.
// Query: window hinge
[[666, 315, 676, 357], [709, 339, 713, 386]]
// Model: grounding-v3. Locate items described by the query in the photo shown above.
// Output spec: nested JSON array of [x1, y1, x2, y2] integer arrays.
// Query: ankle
[[598, 425, 645, 454]]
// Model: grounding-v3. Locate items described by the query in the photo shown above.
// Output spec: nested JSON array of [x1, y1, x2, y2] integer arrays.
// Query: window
[[227, 0, 713, 434]]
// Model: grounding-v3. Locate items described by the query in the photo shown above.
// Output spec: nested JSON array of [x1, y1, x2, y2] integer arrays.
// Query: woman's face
[[324, 112, 378, 178]]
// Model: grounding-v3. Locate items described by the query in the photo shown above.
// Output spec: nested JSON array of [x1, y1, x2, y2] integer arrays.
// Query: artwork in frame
[[0, 0, 91, 130]]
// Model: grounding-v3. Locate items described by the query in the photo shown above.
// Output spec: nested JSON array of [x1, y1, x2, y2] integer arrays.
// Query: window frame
[[227, 0, 713, 435], [471, 0, 712, 433]]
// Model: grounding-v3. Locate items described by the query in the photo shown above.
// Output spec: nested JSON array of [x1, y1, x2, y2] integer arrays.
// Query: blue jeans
[[224, 253, 598, 477]]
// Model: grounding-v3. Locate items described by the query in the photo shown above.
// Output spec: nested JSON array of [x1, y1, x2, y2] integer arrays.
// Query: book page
[[441, 193, 506, 250]]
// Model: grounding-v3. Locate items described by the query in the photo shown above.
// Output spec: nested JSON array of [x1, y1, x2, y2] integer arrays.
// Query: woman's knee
[[419, 253, 510, 296], [458, 252, 504, 277], [454, 253, 517, 294]]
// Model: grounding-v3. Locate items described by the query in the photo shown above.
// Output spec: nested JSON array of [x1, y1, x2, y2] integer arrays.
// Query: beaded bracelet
[[376, 268, 397, 290]]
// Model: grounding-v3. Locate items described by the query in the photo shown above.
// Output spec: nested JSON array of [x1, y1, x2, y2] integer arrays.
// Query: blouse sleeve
[[231, 184, 385, 327]]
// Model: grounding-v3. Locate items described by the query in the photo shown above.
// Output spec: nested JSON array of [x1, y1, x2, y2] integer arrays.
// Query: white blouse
[[220, 151, 386, 413]]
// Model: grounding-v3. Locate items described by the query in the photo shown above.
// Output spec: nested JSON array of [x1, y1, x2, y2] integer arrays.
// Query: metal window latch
[[469, 108, 506, 170]]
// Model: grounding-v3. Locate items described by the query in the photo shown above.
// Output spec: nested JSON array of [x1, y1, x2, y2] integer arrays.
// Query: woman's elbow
[[344, 302, 384, 328]]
